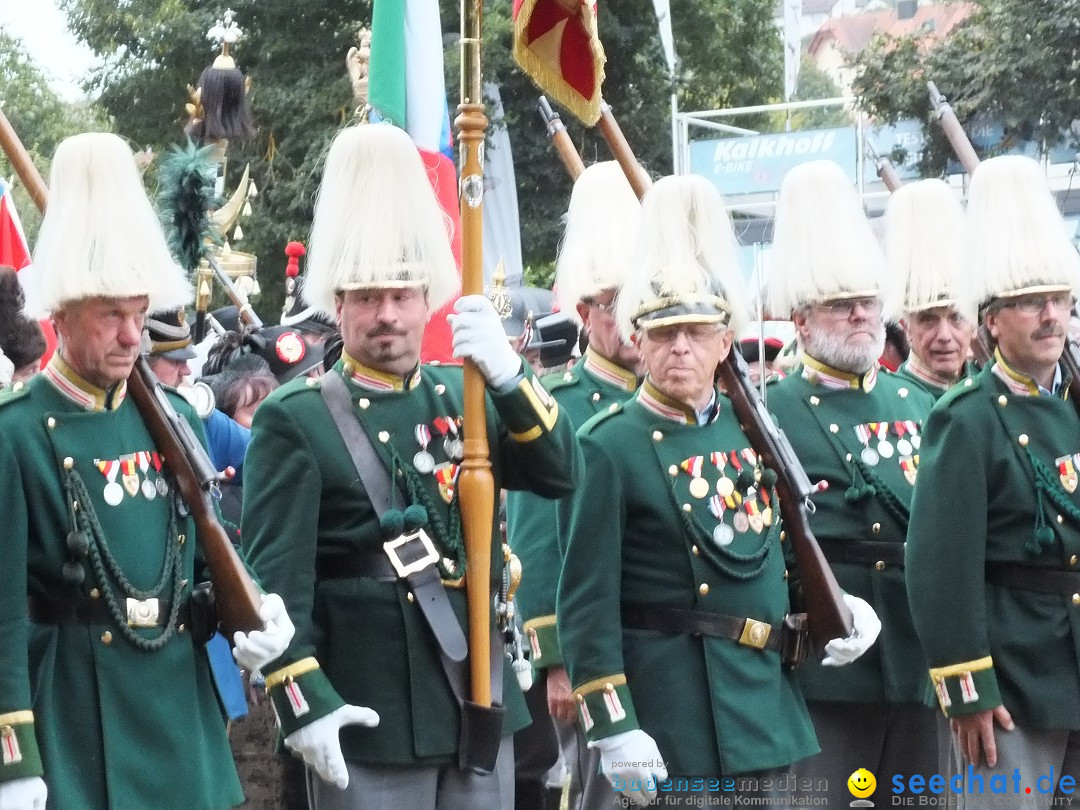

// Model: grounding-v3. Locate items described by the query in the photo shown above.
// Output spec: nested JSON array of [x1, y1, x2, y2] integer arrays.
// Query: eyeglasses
[[645, 323, 725, 343], [816, 297, 884, 318], [996, 293, 1076, 315], [584, 298, 617, 315]]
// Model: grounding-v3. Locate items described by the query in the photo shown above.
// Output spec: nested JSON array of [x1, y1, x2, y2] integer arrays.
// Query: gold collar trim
[[801, 354, 878, 392], [583, 348, 639, 392], [43, 354, 128, 412], [340, 350, 422, 392]]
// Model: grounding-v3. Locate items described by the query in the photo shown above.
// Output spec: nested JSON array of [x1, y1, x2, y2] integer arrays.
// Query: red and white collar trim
[[801, 354, 878, 392], [637, 379, 714, 425], [340, 351, 422, 392], [43, 354, 127, 412], [901, 356, 954, 391], [582, 348, 639, 392]]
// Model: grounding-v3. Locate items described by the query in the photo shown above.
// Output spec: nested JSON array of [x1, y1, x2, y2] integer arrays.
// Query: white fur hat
[[23, 132, 192, 317], [965, 155, 1080, 312], [767, 160, 891, 319], [304, 124, 459, 316], [615, 174, 748, 341], [884, 178, 972, 320], [555, 161, 643, 319]]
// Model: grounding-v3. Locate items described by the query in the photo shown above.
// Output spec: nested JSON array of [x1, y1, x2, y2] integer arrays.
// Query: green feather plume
[[157, 140, 222, 274]]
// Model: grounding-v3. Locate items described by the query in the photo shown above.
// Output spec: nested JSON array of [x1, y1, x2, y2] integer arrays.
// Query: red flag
[[0, 179, 56, 367], [513, 0, 606, 125]]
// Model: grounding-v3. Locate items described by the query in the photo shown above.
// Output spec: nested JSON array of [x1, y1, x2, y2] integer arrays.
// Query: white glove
[[448, 295, 523, 389], [590, 729, 668, 806], [232, 593, 296, 673], [284, 704, 380, 789], [0, 776, 47, 810], [821, 593, 881, 667]]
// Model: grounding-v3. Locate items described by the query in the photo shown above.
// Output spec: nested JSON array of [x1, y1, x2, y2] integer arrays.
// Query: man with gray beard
[[765, 161, 937, 807]]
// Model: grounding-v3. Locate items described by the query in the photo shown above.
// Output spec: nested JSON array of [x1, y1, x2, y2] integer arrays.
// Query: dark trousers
[[793, 700, 938, 806], [514, 669, 562, 810]]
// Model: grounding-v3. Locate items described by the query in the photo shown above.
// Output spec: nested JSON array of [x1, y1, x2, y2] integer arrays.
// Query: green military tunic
[[242, 353, 579, 766], [0, 356, 242, 809], [506, 348, 638, 669], [908, 352, 1080, 727], [557, 380, 817, 777], [895, 356, 977, 402], [767, 356, 934, 703]]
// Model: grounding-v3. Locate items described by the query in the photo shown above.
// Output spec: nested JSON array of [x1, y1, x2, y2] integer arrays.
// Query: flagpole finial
[[346, 28, 373, 118]]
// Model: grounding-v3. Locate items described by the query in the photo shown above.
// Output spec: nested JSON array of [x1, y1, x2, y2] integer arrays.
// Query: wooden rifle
[[865, 141, 904, 192], [538, 97, 853, 648], [0, 108, 263, 635], [925, 81, 1069, 376]]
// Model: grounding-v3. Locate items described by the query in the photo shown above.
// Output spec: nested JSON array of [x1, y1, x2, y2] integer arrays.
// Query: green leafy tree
[[850, 0, 1080, 174], [0, 28, 111, 241]]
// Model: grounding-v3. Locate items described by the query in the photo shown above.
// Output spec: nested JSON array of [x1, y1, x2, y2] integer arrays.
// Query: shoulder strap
[[320, 372, 403, 516]]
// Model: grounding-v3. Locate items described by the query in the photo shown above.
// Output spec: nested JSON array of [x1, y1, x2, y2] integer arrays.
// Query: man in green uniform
[[887, 179, 977, 400], [908, 155, 1080, 809], [0, 132, 294, 810], [557, 174, 878, 808], [766, 160, 937, 805], [505, 160, 642, 810], [241, 123, 579, 810]]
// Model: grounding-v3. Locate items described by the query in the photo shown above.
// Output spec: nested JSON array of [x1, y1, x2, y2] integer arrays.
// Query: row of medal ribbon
[[854, 420, 921, 467], [411, 418, 465, 504], [674, 449, 772, 547], [94, 451, 169, 506]]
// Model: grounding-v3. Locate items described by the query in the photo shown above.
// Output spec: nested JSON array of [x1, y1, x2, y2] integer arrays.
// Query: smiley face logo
[[848, 768, 877, 799]]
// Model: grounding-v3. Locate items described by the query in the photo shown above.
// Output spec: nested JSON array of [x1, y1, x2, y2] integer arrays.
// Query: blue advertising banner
[[689, 127, 857, 196]]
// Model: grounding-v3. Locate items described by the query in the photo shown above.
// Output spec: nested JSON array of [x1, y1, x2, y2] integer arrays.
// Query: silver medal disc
[[877, 440, 894, 459], [733, 512, 751, 534], [141, 478, 157, 500], [713, 523, 735, 546], [103, 481, 124, 506], [896, 438, 913, 457], [156, 477, 169, 496], [860, 446, 880, 466], [444, 438, 465, 461], [413, 451, 436, 474], [911, 435, 921, 450]]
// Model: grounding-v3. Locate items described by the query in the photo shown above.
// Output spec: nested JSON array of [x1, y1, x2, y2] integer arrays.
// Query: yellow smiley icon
[[848, 768, 877, 799]]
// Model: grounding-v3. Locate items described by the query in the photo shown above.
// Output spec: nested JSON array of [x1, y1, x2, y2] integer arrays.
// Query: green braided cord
[[669, 479, 773, 581], [66, 470, 185, 651], [1024, 449, 1080, 555], [386, 445, 466, 579], [852, 458, 911, 526]]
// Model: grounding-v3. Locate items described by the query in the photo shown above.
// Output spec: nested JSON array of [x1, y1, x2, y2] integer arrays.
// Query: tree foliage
[[57, 0, 782, 315], [0, 28, 111, 241], [850, 0, 1080, 174]]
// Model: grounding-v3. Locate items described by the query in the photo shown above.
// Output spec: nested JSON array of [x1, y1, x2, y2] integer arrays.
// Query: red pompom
[[284, 241, 306, 277]]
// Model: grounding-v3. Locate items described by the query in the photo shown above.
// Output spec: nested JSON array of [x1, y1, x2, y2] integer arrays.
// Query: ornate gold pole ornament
[[456, 0, 499, 740]]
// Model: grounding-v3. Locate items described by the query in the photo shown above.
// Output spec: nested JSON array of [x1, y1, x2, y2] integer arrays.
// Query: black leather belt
[[818, 538, 906, 567], [315, 531, 468, 664], [622, 602, 783, 652], [985, 562, 1080, 595], [28, 594, 190, 627]]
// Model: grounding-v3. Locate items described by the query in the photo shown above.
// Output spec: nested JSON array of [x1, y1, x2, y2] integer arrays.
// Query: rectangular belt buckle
[[126, 597, 160, 628], [384, 529, 440, 578], [738, 618, 771, 650]]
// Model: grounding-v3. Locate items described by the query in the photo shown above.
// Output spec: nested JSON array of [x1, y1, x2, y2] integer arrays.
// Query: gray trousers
[[949, 724, 1080, 810], [553, 717, 620, 810], [306, 736, 515, 810], [793, 700, 938, 806]]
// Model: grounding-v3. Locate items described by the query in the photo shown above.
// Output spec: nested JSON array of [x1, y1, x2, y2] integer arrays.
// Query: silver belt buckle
[[384, 529, 440, 578], [126, 597, 161, 628]]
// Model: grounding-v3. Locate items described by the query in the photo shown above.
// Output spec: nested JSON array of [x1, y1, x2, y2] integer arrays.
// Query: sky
[[0, 0, 99, 101]]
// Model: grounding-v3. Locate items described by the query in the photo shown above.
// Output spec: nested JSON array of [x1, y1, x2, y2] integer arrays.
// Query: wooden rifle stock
[[558, 101, 854, 649], [716, 351, 853, 648], [537, 97, 584, 180], [129, 359, 263, 635], [0, 108, 262, 636], [927, 81, 981, 174]]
